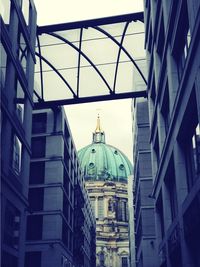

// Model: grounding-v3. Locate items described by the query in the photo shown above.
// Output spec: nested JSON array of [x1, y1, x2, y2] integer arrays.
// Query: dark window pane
[[12, 134, 22, 174], [28, 188, 44, 211], [1, 251, 18, 267], [122, 257, 128, 267], [26, 215, 43, 240], [31, 137, 46, 158], [32, 113, 47, 134], [25, 251, 41, 267], [29, 162, 45, 184], [62, 220, 69, 247], [3, 201, 20, 249]]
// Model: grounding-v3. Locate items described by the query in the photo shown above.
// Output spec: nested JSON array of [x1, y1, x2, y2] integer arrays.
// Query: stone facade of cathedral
[[78, 117, 132, 267]]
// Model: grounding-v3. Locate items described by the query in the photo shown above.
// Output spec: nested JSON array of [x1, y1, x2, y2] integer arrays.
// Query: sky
[[34, 0, 144, 163], [65, 99, 134, 161], [34, 0, 144, 25]]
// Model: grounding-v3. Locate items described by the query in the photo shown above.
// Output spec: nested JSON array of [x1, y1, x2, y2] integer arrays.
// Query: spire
[[93, 114, 105, 143], [95, 114, 102, 133]]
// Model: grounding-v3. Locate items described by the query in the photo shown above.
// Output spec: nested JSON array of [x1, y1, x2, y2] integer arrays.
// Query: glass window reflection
[[0, 0, 11, 25]]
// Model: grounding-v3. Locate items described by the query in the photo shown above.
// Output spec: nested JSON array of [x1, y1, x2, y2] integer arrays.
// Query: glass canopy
[[34, 12, 147, 108]]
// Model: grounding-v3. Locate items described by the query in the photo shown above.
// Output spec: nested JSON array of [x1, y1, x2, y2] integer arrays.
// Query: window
[[116, 199, 122, 221], [31, 137, 46, 158], [64, 123, 70, 146], [29, 162, 45, 184], [62, 220, 69, 247], [26, 215, 43, 240], [3, 201, 20, 249], [98, 197, 104, 220], [1, 251, 18, 267], [121, 257, 128, 267], [63, 195, 69, 220], [63, 169, 70, 194], [99, 251, 105, 266], [1, 44, 7, 89], [165, 158, 178, 222], [12, 134, 22, 174], [25, 252, 41, 267], [185, 124, 200, 189], [156, 192, 165, 239], [108, 198, 112, 212], [17, 31, 28, 75], [15, 81, 25, 123], [174, 2, 191, 81], [161, 81, 170, 135], [32, 113, 47, 134], [121, 201, 128, 222], [154, 133, 160, 171], [157, 11, 165, 59], [28, 188, 44, 211]]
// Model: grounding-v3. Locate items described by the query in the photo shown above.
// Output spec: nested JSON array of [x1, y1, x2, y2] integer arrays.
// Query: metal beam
[[33, 90, 147, 109]]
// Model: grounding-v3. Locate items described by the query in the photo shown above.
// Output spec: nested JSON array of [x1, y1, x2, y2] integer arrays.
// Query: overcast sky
[[34, 0, 144, 25], [34, 0, 144, 163], [65, 99, 134, 161]]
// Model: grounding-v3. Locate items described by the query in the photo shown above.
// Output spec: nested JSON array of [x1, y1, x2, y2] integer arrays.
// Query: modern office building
[[132, 100, 157, 267], [1, 1, 37, 266], [78, 117, 132, 267], [143, 0, 200, 266], [26, 107, 96, 267], [1, 2, 96, 266]]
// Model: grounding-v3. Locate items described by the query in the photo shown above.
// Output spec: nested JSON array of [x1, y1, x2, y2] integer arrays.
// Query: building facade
[[143, 0, 200, 266], [127, 174, 135, 267], [78, 117, 132, 267], [26, 107, 96, 267], [1, 1, 37, 266], [132, 100, 157, 267]]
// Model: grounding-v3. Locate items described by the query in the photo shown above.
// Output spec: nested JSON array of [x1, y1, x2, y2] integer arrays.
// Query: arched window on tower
[[90, 197, 96, 217], [108, 198, 113, 212], [99, 250, 105, 266], [98, 197, 104, 220]]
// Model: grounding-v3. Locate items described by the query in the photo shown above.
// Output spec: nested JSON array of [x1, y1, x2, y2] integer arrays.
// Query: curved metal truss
[[35, 12, 147, 108]]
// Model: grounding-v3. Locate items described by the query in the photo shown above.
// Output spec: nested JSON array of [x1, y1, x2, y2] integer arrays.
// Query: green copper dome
[[78, 116, 132, 182]]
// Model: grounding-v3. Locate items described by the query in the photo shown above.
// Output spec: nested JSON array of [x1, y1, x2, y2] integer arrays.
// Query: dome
[[78, 116, 132, 182]]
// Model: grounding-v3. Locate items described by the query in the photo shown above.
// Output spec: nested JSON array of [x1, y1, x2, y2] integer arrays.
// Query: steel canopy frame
[[35, 12, 147, 108]]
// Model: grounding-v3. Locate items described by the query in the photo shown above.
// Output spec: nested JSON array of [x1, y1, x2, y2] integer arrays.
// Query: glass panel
[[18, 32, 28, 75], [0, 0, 11, 25], [57, 29, 80, 46], [115, 61, 135, 93], [42, 70, 74, 101], [3, 201, 20, 249], [41, 39, 78, 71], [34, 20, 146, 102], [82, 27, 119, 65], [79, 61, 109, 97], [26, 215, 43, 240], [0, 44, 7, 89], [101, 22, 125, 37], [31, 137, 46, 158], [32, 112, 47, 134], [12, 135, 22, 174], [16, 81, 25, 123]]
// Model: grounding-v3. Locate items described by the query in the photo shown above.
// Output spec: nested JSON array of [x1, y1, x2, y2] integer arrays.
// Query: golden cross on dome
[[95, 114, 102, 133]]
